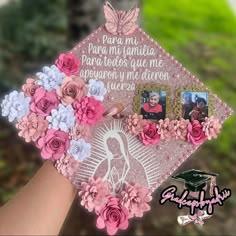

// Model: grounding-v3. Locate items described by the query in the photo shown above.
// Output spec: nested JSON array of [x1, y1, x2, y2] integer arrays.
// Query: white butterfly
[[104, 1, 140, 36]]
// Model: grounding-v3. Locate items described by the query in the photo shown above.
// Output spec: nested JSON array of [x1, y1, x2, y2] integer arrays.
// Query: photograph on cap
[[181, 92, 209, 122], [140, 90, 166, 120]]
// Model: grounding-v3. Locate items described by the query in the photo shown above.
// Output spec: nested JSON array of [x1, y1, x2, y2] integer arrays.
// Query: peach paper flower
[[56, 76, 87, 106], [78, 177, 110, 212], [123, 113, 145, 135], [69, 123, 91, 141], [22, 78, 39, 97], [157, 118, 173, 141], [202, 116, 222, 140], [171, 118, 190, 141], [121, 183, 152, 218], [55, 154, 79, 182], [16, 112, 48, 142]]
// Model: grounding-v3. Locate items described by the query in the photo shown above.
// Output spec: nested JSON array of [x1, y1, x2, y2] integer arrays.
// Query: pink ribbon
[[103, 103, 125, 119]]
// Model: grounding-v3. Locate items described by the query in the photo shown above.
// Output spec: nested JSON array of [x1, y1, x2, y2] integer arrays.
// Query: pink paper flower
[[171, 118, 190, 141], [96, 196, 129, 236], [187, 120, 207, 145], [138, 121, 160, 146], [73, 96, 105, 125], [55, 53, 80, 76], [202, 116, 222, 140], [16, 112, 48, 142], [55, 154, 79, 182], [121, 183, 152, 218], [157, 118, 173, 141], [69, 123, 90, 141], [56, 76, 88, 106], [36, 129, 70, 160], [123, 113, 145, 135], [22, 78, 39, 97], [30, 88, 59, 117], [78, 177, 110, 212]]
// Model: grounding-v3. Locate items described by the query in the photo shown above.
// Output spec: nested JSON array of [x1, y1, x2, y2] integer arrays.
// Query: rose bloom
[[22, 78, 39, 97], [73, 96, 105, 125], [56, 76, 88, 106], [30, 88, 59, 117], [55, 53, 80, 76], [36, 129, 70, 160], [187, 120, 207, 145], [96, 196, 129, 236], [138, 121, 160, 146], [16, 112, 48, 142]]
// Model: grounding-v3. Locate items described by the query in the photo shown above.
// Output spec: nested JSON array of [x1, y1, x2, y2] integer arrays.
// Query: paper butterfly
[[104, 1, 139, 36]]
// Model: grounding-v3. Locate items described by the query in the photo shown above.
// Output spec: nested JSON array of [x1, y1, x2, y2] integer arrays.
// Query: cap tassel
[[209, 176, 216, 197]]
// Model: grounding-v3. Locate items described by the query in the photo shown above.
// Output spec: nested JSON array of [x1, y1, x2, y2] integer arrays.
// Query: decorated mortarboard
[[0, 1, 233, 235], [172, 169, 218, 192], [168, 169, 228, 226]]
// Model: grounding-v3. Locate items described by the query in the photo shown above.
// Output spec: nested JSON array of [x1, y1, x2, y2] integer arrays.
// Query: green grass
[[144, 0, 236, 90], [144, 0, 236, 160], [144, 0, 236, 52], [144, 1, 236, 234]]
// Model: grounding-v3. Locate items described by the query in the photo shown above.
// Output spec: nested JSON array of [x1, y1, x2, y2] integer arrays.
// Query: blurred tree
[[67, 0, 142, 47], [0, 0, 67, 88], [0, 0, 67, 204]]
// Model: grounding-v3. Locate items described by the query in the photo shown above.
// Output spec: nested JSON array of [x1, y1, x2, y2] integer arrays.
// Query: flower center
[[66, 87, 77, 98], [38, 98, 50, 112], [72, 145, 81, 154], [49, 138, 62, 151], [86, 109, 94, 118], [147, 129, 155, 137], [65, 60, 72, 68]]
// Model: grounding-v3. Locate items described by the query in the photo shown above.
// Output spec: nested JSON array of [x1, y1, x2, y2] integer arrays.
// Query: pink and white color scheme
[[0, 1, 233, 235], [1, 51, 106, 182]]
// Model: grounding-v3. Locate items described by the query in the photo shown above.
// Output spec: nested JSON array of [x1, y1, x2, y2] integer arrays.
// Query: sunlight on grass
[[144, 1, 236, 234], [144, 0, 236, 51]]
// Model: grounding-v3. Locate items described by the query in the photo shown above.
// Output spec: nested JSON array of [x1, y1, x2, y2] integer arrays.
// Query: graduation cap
[[172, 169, 218, 192]]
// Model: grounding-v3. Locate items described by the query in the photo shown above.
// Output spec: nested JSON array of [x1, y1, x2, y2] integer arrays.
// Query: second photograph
[[181, 91, 209, 122]]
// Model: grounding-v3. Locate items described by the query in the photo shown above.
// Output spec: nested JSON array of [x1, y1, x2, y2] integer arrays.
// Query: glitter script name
[[159, 185, 231, 215]]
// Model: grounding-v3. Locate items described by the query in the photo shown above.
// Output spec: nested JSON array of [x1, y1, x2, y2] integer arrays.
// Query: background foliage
[[0, 0, 235, 235]]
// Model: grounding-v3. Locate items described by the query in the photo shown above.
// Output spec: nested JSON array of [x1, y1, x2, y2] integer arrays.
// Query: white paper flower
[[1, 91, 30, 122], [87, 79, 107, 101], [36, 65, 65, 91], [46, 104, 76, 132], [68, 139, 91, 161]]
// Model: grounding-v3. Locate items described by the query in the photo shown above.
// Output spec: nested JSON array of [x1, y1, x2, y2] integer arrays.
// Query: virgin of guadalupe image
[[96, 129, 147, 195]]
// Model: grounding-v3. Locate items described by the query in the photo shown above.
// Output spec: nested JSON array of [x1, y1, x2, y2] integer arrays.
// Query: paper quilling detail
[[0, 2, 233, 235]]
